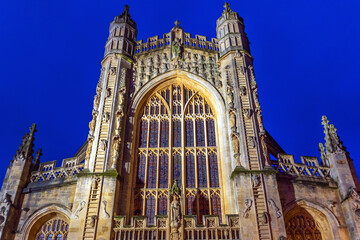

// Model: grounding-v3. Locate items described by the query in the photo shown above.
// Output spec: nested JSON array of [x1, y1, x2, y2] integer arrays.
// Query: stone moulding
[[230, 166, 277, 180]]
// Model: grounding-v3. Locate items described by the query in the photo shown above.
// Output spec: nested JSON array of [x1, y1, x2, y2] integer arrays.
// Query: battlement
[[270, 153, 330, 179], [134, 32, 219, 55], [30, 157, 84, 182]]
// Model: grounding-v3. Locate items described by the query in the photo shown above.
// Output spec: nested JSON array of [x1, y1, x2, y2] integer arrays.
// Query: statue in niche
[[112, 140, 119, 162], [85, 141, 92, 160], [231, 133, 240, 156], [243, 199, 252, 218], [105, 88, 111, 98], [172, 38, 182, 60], [229, 110, 237, 131], [226, 86, 234, 108], [171, 195, 181, 228], [74, 201, 86, 219]]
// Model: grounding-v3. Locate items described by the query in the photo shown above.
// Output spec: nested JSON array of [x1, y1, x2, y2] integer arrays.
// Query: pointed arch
[[127, 71, 237, 222], [19, 204, 71, 240], [283, 199, 341, 240]]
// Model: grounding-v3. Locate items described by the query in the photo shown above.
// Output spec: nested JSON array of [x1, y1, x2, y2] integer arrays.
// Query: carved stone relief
[[73, 201, 86, 219], [243, 199, 252, 218], [268, 199, 282, 218], [102, 200, 110, 219]]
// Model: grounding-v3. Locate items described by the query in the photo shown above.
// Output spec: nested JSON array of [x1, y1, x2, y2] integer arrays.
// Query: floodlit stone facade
[[1, 3, 360, 240]]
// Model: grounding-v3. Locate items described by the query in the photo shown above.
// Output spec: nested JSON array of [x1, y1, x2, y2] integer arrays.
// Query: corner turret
[[104, 5, 137, 58], [216, 2, 250, 57]]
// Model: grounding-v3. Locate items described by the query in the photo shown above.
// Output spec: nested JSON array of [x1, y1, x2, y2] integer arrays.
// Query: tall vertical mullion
[[203, 101, 212, 214], [143, 114, 150, 213], [155, 119, 161, 216], [168, 85, 173, 216], [181, 84, 186, 213]]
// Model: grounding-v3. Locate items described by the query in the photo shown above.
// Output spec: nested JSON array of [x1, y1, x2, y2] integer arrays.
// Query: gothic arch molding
[[19, 204, 71, 240], [283, 199, 341, 240], [128, 70, 238, 215]]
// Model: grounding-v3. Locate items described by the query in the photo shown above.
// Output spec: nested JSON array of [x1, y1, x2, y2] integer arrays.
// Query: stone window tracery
[[133, 83, 222, 224], [35, 218, 69, 240], [286, 211, 322, 240]]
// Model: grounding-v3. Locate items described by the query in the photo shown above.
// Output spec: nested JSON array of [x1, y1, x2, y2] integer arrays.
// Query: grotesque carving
[[260, 212, 269, 224], [74, 201, 86, 219], [110, 67, 117, 75], [102, 200, 110, 219], [243, 199, 252, 218], [268, 199, 282, 218], [103, 112, 110, 123], [240, 86, 247, 96]]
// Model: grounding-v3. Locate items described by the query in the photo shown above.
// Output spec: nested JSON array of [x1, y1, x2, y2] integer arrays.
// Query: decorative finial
[[174, 20, 180, 27], [321, 115, 345, 154], [223, 2, 233, 14], [120, 4, 131, 18]]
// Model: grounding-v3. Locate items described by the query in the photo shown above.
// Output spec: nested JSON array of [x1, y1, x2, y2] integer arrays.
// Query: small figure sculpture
[[171, 195, 181, 228], [74, 201, 86, 219]]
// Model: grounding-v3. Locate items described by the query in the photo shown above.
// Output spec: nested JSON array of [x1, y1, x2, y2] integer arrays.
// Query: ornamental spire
[[120, 4, 131, 18], [13, 123, 37, 162], [223, 2, 233, 15], [321, 116, 345, 154]]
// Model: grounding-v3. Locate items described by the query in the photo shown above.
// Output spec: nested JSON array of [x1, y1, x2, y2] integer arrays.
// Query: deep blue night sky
[[0, 0, 359, 182]]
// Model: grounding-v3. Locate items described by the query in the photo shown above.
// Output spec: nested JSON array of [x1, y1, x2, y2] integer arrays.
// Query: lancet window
[[133, 84, 221, 224], [35, 218, 69, 240]]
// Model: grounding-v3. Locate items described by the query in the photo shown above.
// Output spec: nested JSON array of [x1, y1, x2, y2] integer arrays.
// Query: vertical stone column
[[68, 5, 137, 240]]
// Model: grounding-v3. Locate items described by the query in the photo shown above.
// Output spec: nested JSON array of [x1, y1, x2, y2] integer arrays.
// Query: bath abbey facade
[[1, 3, 360, 240]]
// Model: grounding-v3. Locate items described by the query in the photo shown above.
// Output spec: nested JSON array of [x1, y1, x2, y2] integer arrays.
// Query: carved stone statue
[[249, 136, 256, 148], [231, 133, 240, 159], [244, 108, 251, 119], [243, 199, 252, 218], [229, 110, 237, 131], [226, 86, 234, 108], [171, 195, 181, 228], [89, 215, 97, 228], [100, 140, 108, 151], [172, 38, 182, 60], [252, 175, 261, 188]]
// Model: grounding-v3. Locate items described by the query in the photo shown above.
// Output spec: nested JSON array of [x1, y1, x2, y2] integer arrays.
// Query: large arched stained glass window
[[133, 84, 222, 224]]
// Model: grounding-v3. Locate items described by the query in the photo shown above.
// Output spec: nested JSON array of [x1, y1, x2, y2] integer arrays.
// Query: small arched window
[[35, 218, 69, 240]]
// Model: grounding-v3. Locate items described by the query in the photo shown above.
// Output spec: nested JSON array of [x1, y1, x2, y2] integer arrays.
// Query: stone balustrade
[[30, 157, 84, 182], [270, 154, 331, 179], [113, 215, 240, 240]]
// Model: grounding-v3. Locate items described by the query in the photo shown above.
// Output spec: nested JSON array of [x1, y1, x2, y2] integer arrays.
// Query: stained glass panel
[[160, 120, 169, 147], [158, 196, 167, 215], [139, 120, 148, 148], [186, 119, 194, 147], [196, 119, 205, 147], [159, 154, 168, 188], [198, 153, 207, 188], [147, 154, 157, 188], [199, 195, 209, 223], [174, 153, 182, 187], [149, 120, 158, 148], [186, 154, 195, 188], [136, 154, 146, 187], [211, 195, 222, 223], [187, 195, 197, 215], [146, 196, 156, 225], [209, 153, 219, 187], [207, 118, 216, 146], [173, 120, 181, 147]]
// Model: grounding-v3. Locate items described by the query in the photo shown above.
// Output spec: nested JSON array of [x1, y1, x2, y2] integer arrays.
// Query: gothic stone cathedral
[[1, 4, 359, 240]]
